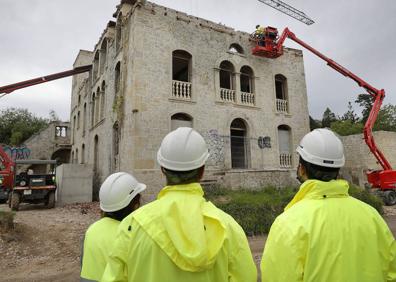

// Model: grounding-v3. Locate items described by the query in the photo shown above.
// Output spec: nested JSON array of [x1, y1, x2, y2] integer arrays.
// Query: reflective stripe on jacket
[[81, 217, 120, 281], [261, 179, 396, 282], [101, 183, 257, 282]]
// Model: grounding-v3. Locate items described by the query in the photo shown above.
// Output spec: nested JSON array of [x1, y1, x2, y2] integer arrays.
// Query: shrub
[[349, 184, 384, 214], [204, 184, 384, 235], [204, 186, 296, 235]]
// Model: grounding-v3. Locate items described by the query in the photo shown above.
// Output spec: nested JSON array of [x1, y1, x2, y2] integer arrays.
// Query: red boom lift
[[251, 27, 396, 205]]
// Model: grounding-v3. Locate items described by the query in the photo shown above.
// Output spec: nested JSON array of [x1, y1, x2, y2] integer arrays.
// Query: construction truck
[[251, 27, 396, 205], [0, 147, 57, 210]]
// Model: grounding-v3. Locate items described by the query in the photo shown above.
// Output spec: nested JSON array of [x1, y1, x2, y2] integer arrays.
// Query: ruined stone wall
[[70, 0, 310, 197], [340, 131, 396, 187], [14, 122, 71, 162]]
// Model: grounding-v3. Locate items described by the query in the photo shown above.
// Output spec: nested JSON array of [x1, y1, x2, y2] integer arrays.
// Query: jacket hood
[[133, 183, 226, 272], [285, 179, 349, 210]]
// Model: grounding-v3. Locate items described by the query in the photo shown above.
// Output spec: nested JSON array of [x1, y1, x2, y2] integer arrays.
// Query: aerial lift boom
[[251, 27, 396, 204], [0, 65, 92, 97]]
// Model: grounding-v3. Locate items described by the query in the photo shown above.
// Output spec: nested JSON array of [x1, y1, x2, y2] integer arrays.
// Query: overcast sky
[[1, 0, 395, 121]]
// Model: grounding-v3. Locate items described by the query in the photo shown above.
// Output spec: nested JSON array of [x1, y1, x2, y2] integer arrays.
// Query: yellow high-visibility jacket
[[101, 183, 257, 282], [81, 217, 120, 281], [261, 179, 396, 282]]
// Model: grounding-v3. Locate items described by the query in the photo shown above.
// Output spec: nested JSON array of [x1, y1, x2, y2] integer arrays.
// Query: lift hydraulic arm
[[277, 28, 391, 171], [0, 65, 92, 97], [252, 27, 396, 191]]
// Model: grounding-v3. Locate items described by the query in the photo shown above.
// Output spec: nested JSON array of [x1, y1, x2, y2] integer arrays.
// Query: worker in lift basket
[[80, 172, 146, 281], [255, 24, 266, 46], [260, 128, 396, 282], [101, 127, 257, 282]]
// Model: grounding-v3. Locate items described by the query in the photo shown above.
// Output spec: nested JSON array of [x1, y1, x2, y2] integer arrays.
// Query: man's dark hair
[[103, 194, 141, 221], [299, 157, 339, 182], [162, 166, 204, 185]]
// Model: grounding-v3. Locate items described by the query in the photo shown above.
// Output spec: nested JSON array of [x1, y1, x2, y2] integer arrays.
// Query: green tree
[[0, 108, 50, 145], [374, 104, 396, 132], [341, 101, 358, 123], [355, 94, 374, 123], [321, 107, 337, 128], [309, 115, 321, 131], [49, 109, 60, 122], [330, 120, 364, 136]]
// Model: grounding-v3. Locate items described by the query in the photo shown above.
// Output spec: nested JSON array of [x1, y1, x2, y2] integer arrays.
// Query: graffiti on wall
[[258, 136, 271, 149], [2, 145, 31, 161], [205, 129, 225, 166]]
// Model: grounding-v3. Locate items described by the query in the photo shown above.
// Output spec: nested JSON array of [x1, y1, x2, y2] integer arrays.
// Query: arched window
[[81, 144, 85, 164], [91, 93, 96, 127], [172, 50, 192, 82], [278, 124, 292, 168], [83, 103, 87, 133], [171, 113, 193, 131], [172, 50, 192, 100], [240, 66, 255, 105], [95, 87, 100, 123], [240, 66, 254, 93], [94, 135, 99, 172], [275, 74, 288, 113], [77, 111, 80, 130], [115, 62, 121, 95], [100, 81, 106, 119], [93, 51, 99, 79], [99, 39, 108, 75], [112, 122, 120, 171], [228, 43, 244, 54], [72, 115, 76, 143], [230, 118, 249, 169], [116, 14, 123, 51], [219, 61, 235, 90]]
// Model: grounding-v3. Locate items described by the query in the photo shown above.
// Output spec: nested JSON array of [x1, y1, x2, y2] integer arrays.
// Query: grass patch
[[204, 184, 384, 235]]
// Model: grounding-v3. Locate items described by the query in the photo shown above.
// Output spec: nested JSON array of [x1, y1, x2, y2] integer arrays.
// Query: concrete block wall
[[56, 164, 93, 205]]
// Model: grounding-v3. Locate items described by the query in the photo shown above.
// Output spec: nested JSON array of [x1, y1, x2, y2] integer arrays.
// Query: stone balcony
[[172, 80, 192, 101], [279, 153, 292, 168], [219, 88, 255, 106], [276, 99, 288, 113]]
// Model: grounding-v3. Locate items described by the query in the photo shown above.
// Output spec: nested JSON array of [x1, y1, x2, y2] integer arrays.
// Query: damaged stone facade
[[70, 0, 310, 199]]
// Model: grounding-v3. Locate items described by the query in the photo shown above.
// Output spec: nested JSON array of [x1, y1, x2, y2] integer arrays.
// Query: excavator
[[251, 27, 396, 205], [0, 65, 91, 209]]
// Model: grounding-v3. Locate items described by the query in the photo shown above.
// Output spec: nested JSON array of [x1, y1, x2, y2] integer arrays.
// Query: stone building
[[70, 0, 310, 199]]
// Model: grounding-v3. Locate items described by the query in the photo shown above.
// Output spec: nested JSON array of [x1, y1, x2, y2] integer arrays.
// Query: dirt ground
[[0, 203, 395, 282]]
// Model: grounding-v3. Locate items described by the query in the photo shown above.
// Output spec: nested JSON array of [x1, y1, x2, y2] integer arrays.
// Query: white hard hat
[[296, 128, 345, 168], [157, 127, 209, 171], [99, 172, 146, 212]]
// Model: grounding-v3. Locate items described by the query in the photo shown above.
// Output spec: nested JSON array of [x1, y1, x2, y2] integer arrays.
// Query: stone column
[[234, 72, 241, 104]]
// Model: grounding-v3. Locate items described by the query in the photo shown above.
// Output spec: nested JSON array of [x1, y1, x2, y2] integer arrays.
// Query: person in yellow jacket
[[261, 128, 396, 282], [80, 172, 146, 282], [102, 127, 257, 282], [255, 24, 266, 46]]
